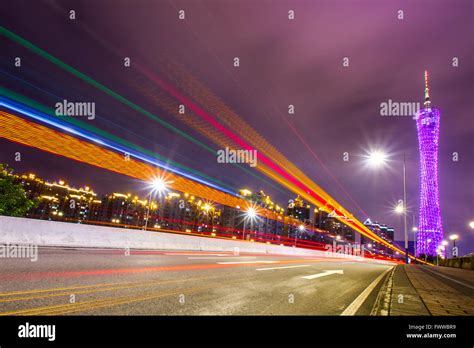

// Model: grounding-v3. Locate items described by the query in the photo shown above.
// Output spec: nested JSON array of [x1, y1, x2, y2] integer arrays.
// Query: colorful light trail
[[0, 25, 428, 261]]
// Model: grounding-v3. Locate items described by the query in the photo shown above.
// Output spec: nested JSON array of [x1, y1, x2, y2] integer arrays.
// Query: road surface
[[0, 248, 395, 315]]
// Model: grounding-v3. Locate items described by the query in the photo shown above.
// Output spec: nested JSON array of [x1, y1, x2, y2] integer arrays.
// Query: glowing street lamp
[[367, 150, 388, 168], [395, 202, 404, 214], [144, 177, 173, 231], [366, 149, 409, 264], [436, 245, 445, 265], [423, 238, 432, 261], [469, 221, 474, 229], [246, 207, 257, 219], [150, 178, 169, 194], [449, 234, 459, 258], [202, 203, 212, 212], [411, 226, 418, 259], [242, 206, 258, 240], [294, 224, 306, 247], [449, 234, 459, 248]]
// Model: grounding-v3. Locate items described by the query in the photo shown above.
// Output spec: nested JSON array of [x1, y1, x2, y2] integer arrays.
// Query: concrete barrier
[[0, 216, 373, 260], [439, 256, 474, 270], [461, 257, 473, 270]]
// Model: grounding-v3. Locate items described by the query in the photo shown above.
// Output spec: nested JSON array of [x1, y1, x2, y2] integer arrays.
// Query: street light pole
[[367, 150, 411, 263], [144, 177, 172, 231], [412, 213, 417, 261], [413, 228, 417, 262], [144, 193, 152, 231], [449, 234, 459, 257], [250, 219, 254, 241], [425, 238, 431, 261], [403, 154, 409, 264]]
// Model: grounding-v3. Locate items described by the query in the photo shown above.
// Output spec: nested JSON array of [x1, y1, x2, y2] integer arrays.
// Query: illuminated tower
[[415, 71, 444, 257]]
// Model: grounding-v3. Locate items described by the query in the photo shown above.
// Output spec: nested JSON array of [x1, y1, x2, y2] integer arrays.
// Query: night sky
[[1, 0, 472, 254]]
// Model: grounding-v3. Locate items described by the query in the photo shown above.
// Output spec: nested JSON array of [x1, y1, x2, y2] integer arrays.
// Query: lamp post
[[367, 151, 410, 264], [441, 240, 448, 258], [402, 154, 409, 264], [144, 193, 153, 231], [449, 234, 459, 257], [296, 224, 305, 247], [243, 207, 257, 240], [144, 177, 172, 231], [412, 227, 418, 261], [425, 238, 431, 261]]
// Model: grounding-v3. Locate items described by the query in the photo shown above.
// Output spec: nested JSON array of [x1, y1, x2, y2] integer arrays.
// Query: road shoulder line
[[340, 266, 393, 316]]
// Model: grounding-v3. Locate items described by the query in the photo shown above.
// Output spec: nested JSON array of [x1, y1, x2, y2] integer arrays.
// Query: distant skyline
[[0, 0, 472, 255]]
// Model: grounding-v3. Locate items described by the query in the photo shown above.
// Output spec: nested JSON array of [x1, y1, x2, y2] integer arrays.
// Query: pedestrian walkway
[[389, 265, 430, 315], [404, 265, 474, 315]]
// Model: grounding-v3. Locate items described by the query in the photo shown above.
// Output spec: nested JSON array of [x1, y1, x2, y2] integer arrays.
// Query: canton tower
[[415, 71, 444, 257]]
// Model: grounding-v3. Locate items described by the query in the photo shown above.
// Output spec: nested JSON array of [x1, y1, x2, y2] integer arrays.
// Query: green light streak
[[0, 24, 290, 196]]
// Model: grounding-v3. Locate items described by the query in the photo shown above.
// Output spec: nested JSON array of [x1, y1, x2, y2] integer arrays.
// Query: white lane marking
[[188, 256, 256, 260], [256, 265, 310, 271], [164, 253, 227, 256], [302, 270, 344, 279], [217, 261, 278, 265], [340, 266, 393, 316], [421, 267, 474, 290]]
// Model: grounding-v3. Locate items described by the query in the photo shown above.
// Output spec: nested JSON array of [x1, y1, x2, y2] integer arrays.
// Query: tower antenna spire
[[424, 70, 431, 108]]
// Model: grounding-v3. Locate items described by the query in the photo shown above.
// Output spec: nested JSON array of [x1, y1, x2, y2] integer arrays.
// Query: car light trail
[[0, 103, 419, 261], [132, 59, 401, 253], [0, 25, 426, 262], [0, 98, 237, 196], [0, 109, 311, 230]]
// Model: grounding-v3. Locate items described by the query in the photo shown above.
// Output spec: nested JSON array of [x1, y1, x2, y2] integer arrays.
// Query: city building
[[238, 188, 286, 239], [314, 208, 356, 243], [8, 171, 375, 250], [362, 218, 394, 256], [99, 193, 149, 227], [287, 195, 310, 221], [14, 174, 99, 222]]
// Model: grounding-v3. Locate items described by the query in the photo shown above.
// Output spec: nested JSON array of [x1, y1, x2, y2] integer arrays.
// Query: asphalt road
[[0, 248, 395, 315]]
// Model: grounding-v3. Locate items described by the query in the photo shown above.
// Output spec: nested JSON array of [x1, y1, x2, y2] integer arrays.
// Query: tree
[[0, 164, 37, 217]]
